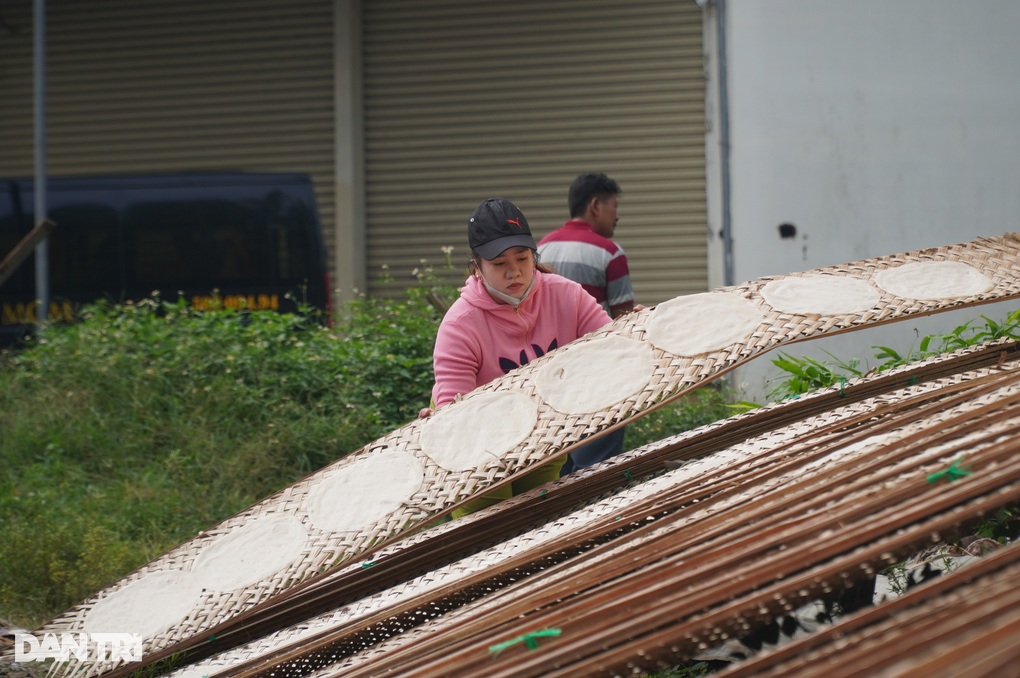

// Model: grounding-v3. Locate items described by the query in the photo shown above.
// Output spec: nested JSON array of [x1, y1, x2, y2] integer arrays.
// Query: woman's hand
[[418, 407, 434, 419]]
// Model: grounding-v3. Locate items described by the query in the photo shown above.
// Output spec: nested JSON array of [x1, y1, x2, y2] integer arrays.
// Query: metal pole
[[716, 0, 734, 287], [33, 0, 49, 323]]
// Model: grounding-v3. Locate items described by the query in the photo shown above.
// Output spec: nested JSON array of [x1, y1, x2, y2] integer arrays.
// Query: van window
[[0, 172, 331, 344], [0, 187, 28, 294], [48, 204, 122, 294], [268, 191, 318, 284], [126, 200, 271, 289]]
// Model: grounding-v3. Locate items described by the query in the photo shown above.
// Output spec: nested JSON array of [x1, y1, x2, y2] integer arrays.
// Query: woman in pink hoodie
[[424, 197, 622, 517]]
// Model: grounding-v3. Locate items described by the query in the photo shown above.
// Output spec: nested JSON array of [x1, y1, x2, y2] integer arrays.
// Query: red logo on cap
[[507, 218, 523, 229]]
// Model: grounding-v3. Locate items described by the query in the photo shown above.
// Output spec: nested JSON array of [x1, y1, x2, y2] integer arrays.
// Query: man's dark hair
[[568, 172, 621, 218]]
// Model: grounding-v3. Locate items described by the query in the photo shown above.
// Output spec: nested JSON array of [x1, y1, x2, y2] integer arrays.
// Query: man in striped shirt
[[537, 172, 635, 319], [538, 173, 634, 477]]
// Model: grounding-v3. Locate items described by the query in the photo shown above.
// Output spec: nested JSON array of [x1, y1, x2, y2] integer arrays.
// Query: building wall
[[709, 0, 1020, 400], [359, 0, 709, 304]]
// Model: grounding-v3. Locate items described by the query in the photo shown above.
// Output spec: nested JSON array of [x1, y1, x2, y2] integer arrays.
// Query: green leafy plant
[[766, 352, 863, 401], [768, 309, 1020, 402], [973, 505, 1020, 544], [412, 244, 462, 314], [874, 310, 1020, 371], [626, 386, 745, 450]]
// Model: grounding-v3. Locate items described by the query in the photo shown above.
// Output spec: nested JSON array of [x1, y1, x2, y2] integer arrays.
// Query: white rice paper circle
[[419, 391, 538, 472], [83, 570, 203, 637], [304, 449, 425, 532], [190, 513, 309, 591], [761, 275, 880, 315], [645, 292, 766, 356], [875, 261, 994, 300], [533, 335, 654, 414]]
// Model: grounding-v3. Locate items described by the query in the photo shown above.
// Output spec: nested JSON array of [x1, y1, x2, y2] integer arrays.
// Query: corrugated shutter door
[[0, 0, 336, 274], [362, 0, 707, 304]]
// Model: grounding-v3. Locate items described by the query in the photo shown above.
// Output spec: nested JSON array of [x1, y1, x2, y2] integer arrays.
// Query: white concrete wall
[[710, 0, 1020, 401]]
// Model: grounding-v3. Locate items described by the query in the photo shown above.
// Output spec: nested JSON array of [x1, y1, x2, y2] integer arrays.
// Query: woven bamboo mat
[[147, 340, 1020, 677], [33, 234, 1020, 676]]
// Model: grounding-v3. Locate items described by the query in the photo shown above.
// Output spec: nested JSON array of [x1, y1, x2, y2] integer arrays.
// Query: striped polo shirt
[[537, 220, 634, 315]]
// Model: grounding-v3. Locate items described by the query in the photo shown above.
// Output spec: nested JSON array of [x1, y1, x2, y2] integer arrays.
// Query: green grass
[[0, 292, 441, 627]]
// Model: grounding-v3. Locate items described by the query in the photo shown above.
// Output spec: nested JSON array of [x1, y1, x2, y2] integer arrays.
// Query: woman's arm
[[431, 320, 482, 410]]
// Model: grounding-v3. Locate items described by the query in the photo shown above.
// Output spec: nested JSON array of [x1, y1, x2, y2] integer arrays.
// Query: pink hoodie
[[431, 270, 612, 408]]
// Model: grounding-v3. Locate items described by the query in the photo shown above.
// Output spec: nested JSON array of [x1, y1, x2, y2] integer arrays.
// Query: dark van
[[0, 172, 332, 343]]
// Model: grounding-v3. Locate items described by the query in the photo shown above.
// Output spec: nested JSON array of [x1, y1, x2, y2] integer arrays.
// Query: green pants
[[451, 455, 566, 519]]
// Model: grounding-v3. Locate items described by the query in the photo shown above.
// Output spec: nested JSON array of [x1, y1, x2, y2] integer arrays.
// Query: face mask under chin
[[482, 274, 535, 308]]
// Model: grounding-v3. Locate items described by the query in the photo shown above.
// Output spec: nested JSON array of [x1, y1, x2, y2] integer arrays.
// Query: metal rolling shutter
[[362, 0, 707, 304], [0, 0, 337, 278]]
